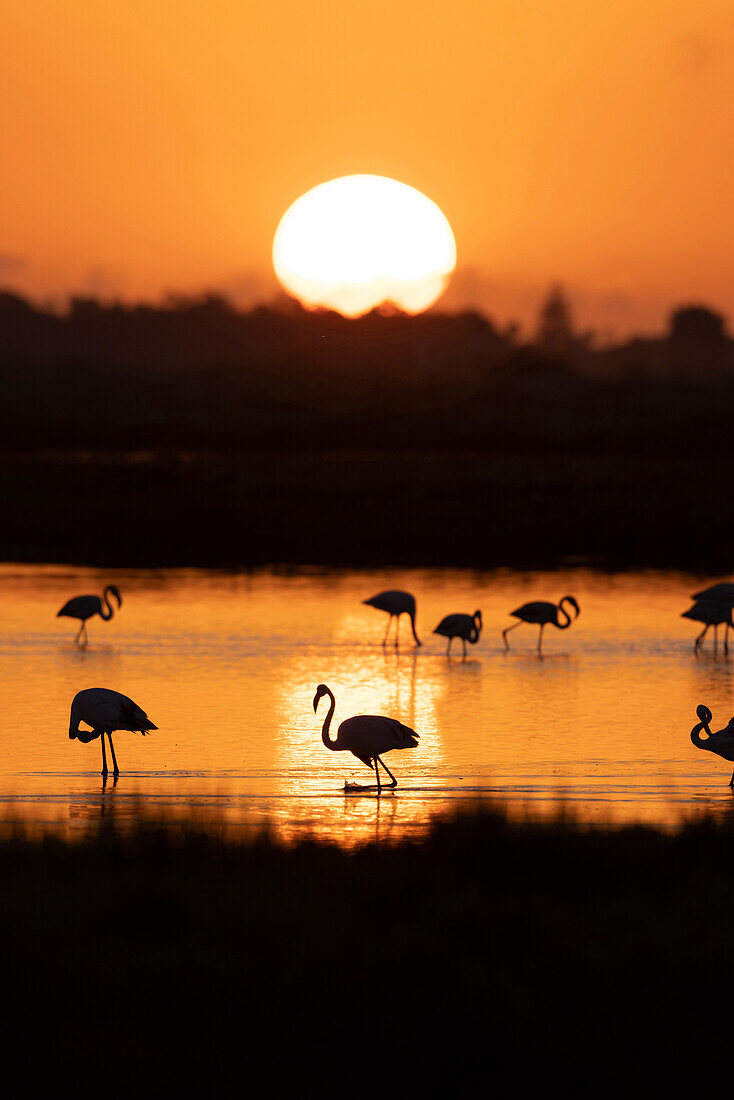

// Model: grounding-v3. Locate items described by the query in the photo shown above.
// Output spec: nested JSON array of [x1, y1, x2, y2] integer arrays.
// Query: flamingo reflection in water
[[363, 590, 421, 647], [681, 599, 734, 654], [690, 705, 734, 786], [57, 585, 122, 645], [69, 687, 157, 777], [313, 683, 419, 793], [434, 610, 482, 657], [503, 596, 580, 655]]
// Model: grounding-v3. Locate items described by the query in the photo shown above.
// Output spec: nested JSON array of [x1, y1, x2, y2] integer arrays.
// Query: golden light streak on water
[[0, 564, 732, 845]]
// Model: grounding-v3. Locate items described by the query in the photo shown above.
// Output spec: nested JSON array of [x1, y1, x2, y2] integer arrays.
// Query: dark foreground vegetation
[[1, 805, 732, 1094]]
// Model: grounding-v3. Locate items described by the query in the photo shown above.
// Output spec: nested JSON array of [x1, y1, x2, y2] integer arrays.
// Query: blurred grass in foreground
[[0, 803, 730, 1093]]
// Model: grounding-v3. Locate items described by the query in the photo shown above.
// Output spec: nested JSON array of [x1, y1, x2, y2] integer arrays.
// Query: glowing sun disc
[[272, 175, 456, 317]]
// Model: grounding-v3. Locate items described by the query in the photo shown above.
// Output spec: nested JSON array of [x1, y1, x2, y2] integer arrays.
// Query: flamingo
[[690, 583, 734, 652], [363, 589, 421, 647], [503, 596, 580, 654], [69, 687, 157, 777], [690, 704, 734, 786], [57, 585, 122, 645], [313, 683, 419, 793], [681, 599, 734, 654], [433, 610, 482, 657]]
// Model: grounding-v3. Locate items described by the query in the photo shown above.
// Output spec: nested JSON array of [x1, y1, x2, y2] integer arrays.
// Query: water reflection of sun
[[274, 649, 446, 783]]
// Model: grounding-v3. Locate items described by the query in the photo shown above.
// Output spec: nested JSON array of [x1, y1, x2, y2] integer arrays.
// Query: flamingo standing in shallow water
[[690, 704, 734, 786], [433, 611, 482, 657], [681, 599, 734, 654], [363, 590, 421, 647], [69, 687, 157, 777], [689, 583, 734, 652], [313, 683, 419, 793], [57, 585, 122, 645], [503, 596, 580, 654]]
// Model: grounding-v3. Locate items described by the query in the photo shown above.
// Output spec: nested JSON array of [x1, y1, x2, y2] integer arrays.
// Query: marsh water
[[0, 563, 732, 844]]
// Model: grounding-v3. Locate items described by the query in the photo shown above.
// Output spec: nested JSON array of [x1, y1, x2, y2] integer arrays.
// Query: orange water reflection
[[0, 564, 733, 845]]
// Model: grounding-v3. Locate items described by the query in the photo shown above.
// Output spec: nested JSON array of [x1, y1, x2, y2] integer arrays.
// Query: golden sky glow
[[3, 1, 734, 334], [272, 175, 456, 316]]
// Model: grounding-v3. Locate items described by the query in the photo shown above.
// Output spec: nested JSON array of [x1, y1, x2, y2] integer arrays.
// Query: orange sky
[[2, 0, 733, 336]]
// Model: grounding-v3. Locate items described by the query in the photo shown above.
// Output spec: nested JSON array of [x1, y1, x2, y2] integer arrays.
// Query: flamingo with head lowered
[[681, 599, 734, 654], [503, 596, 580, 654], [57, 585, 122, 645], [69, 687, 157, 777], [433, 611, 482, 657], [313, 683, 419, 793], [690, 704, 734, 786], [363, 590, 421, 647]]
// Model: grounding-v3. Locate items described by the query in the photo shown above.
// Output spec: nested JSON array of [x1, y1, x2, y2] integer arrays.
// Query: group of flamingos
[[57, 581, 734, 791]]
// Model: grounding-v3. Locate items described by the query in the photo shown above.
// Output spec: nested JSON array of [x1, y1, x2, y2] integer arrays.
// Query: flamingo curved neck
[[99, 588, 114, 621], [691, 720, 712, 749], [556, 601, 572, 629], [320, 690, 338, 749]]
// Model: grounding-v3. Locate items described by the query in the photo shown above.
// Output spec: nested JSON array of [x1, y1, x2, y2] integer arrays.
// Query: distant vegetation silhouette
[[1, 288, 733, 453]]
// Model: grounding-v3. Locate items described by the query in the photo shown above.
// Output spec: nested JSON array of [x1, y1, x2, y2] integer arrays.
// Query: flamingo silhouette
[[313, 683, 419, 793], [363, 590, 421, 647], [69, 687, 157, 777], [503, 596, 580, 654], [57, 585, 122, 645], [690, 583, 734, 652], [681, 599, 734, 654], [690, 704, 734, 786], [433, 610, 482, 657]]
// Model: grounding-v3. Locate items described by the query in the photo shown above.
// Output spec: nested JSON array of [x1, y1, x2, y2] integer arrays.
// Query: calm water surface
[[0, 564, 732, 844]]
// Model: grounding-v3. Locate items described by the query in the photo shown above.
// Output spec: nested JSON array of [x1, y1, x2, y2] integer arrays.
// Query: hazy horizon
[[4, 1, 734, 339]]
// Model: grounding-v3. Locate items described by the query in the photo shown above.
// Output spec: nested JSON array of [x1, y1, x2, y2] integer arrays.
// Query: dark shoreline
[[3, 447, 730, 573], [1, 804, 732, 1092]]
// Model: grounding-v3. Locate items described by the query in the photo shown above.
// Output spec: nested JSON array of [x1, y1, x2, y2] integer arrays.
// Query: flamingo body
[[313, 684, 418, 791], [363, 589, 421, 646], [681, 599, 734, 653], [503, 595, 579, 653], [57, 585, 122, 644], [690, 704, 734, 785], [69, 687, 157, 776], [433, 610, 482, 656]]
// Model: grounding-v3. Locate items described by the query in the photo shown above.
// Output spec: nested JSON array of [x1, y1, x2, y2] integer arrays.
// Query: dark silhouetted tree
[[534, 284, 575, 356]]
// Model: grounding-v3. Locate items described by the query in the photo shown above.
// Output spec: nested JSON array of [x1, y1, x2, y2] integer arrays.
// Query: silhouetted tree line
[[1, 288, 733, 453]]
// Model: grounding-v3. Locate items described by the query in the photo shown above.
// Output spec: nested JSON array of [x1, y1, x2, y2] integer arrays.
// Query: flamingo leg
[[382, 616, 392, 646], [714, 624, 719, 652], [446, 637, 452, 656], [538, 624, 544, 654], [730, 769, 734, 788], [100, 733, 107, 777], [462, 637, 467, 659], [107, 732, 120, 777], [502, 622, 521, 650], [376, 755, 397, 788], [695, 625, 709, 653], [394, 616, 400, 648], [81, 622, 88, 646], [726, 623, 730, 655]]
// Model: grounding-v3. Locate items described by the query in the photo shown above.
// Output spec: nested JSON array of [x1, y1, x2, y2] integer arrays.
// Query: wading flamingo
[[57, 585, 122, 645], [690, 704, 734, 786], [681, 599, 734, 654], [313, 683, 419, 793], [690, 583, 734, 652], [363, 590, 421, 647], [69, 687, 157, 777], [434, 610, 482, 657], [503, 596, 580, 654]]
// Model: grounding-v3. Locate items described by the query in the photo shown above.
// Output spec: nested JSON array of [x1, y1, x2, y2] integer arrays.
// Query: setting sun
[[272, 175, 456, 317]]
